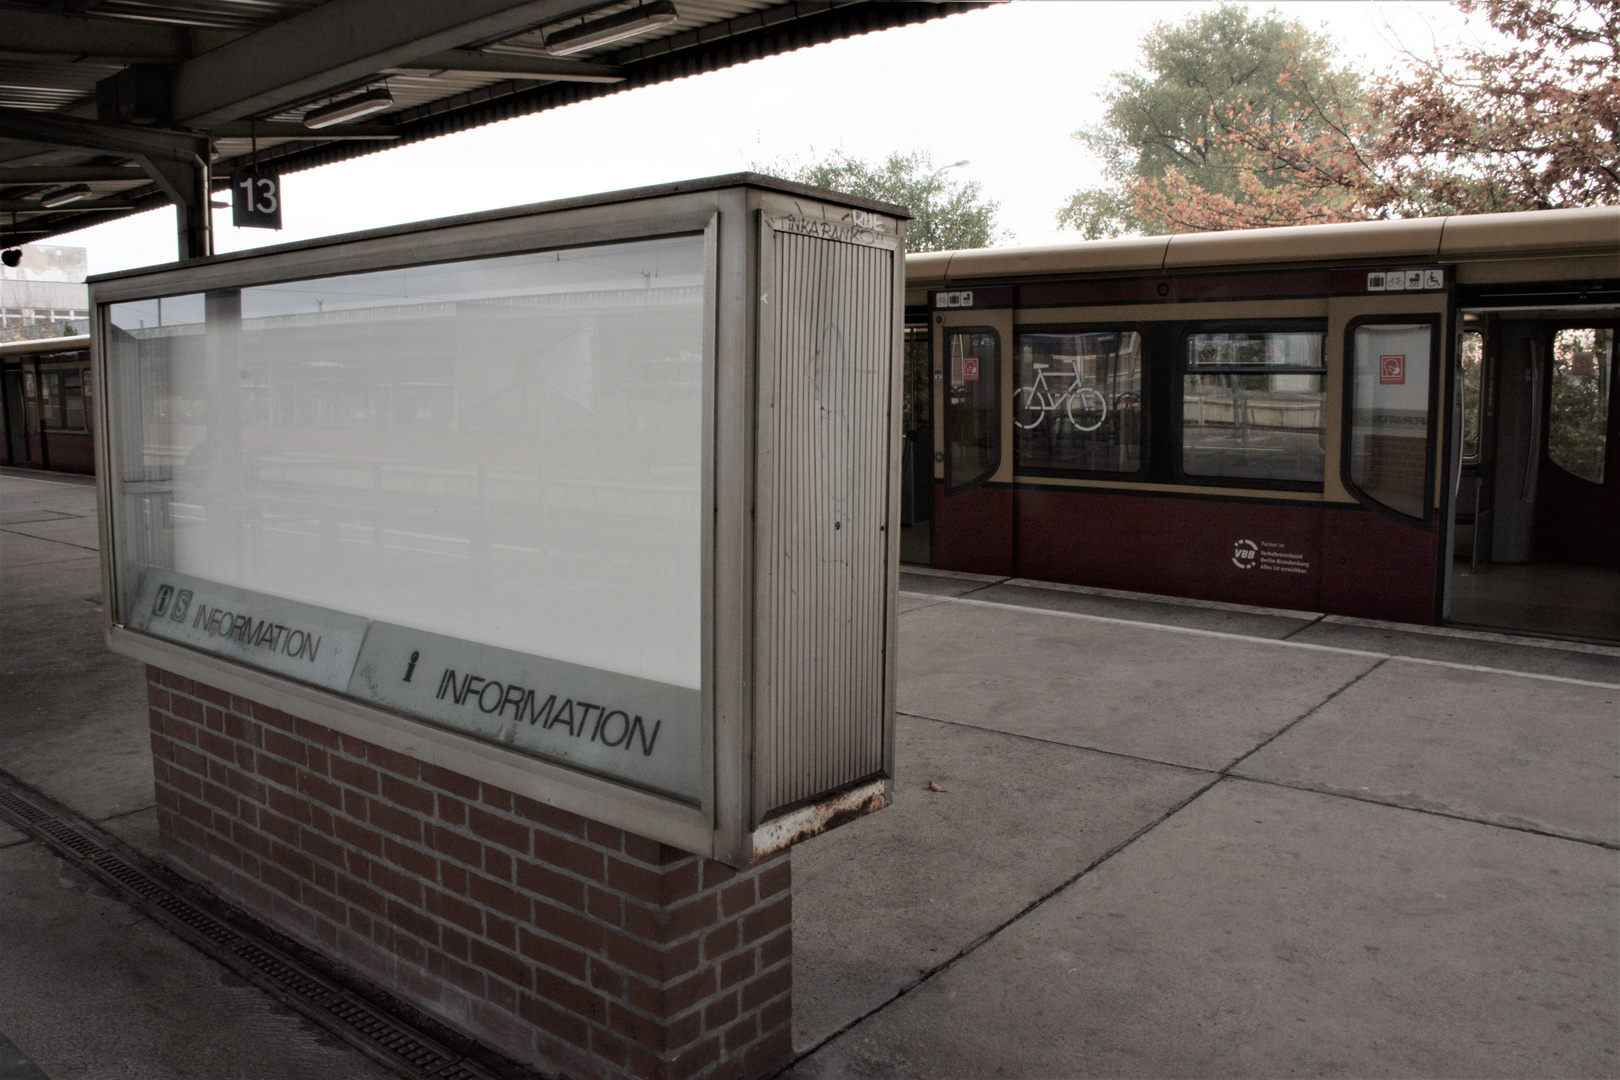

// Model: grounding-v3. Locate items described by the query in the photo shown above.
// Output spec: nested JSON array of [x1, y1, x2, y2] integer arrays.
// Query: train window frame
[[1340, 313, 1443, 528], [1173, 319, 1329, 493], [942, 324, 1002, 496], [1011, 322, 1149, 481]]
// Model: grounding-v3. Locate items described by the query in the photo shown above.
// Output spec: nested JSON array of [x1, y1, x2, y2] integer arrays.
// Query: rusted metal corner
[[750, 779, 887, 859]]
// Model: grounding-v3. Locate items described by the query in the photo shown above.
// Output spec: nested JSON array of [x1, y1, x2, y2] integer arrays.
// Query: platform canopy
[[0, 0, 981, 257]]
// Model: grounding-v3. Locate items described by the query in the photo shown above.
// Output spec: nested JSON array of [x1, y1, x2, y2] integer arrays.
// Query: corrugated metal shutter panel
[[754, 229, 893, 820]]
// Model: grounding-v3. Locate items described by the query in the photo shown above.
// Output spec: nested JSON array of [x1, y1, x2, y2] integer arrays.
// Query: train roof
[[906, 205, 1620, 285], [0, 335, 91, 358]]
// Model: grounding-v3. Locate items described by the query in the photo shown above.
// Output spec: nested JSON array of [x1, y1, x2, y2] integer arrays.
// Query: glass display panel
[[1015, 330, 1142, 473], [1349, 323, 1433, 519], [945, 328, 1000, 493], [1182, 330, 1325, 484], [104, 236, 706, 800], [1547, 327, 1612, 484]]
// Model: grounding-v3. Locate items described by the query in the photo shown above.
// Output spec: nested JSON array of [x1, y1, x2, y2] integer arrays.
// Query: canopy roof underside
[[0, 0, 981, 247]]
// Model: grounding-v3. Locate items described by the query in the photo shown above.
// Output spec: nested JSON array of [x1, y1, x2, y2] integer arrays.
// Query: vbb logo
[[1232, 539, 1258, 570]]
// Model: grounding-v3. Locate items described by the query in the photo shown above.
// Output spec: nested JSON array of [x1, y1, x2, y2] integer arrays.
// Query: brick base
[[144, 666, 791, 1080]]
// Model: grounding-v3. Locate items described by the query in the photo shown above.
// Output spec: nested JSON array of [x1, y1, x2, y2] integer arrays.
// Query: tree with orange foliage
[[1365, 0, 1618, 216], [1064, 0, 1619, 235], [1058, 5, 1369, 238]]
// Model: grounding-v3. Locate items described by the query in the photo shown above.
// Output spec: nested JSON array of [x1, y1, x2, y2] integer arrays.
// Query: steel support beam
[[136, 154, 211, 261], [0, 167, 150, 184], [0, 10, 238, 60], [0, 109, 204, 162], [395, 51, 625, 83], [0, 110, 211, 260], [0, 200, 138, 212], [169, 0, 611, 128], [208, 122, 400, 140]]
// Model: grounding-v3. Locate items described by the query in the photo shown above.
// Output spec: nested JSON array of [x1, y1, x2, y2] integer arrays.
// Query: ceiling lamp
[[304, 89, 394, 130], [40, 185, 93, 208], [544, 1, 678, 56]]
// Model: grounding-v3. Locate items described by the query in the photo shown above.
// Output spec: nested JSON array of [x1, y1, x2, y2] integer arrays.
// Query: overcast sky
[[58, 1, 1477, 275]]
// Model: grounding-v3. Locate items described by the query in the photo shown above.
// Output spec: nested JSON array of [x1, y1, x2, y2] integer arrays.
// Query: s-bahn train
[[1, 334, 95, 474], [900, 206, 1619, 642]]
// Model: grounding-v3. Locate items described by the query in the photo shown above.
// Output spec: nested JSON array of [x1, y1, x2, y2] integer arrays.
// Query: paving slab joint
[[762, 770, 1226, 1078], [1220, 658, 1391, 776]]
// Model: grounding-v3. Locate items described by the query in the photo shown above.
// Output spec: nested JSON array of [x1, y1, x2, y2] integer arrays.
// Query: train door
[[1, 366, 26, 466], [900, 313, 933, 564], [931, 298, 1016, 575], [1449, 309, 1619, 640]]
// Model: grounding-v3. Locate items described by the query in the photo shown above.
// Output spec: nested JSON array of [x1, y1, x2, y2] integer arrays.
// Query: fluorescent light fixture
[[303, 89, 394, 130], [40, 185, 92, 208], [544, 1, 678, 56]]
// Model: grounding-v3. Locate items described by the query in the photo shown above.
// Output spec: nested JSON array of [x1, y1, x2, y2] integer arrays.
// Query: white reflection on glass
[[1349, 323, 1431, 518], [106, 236, 705, 688]]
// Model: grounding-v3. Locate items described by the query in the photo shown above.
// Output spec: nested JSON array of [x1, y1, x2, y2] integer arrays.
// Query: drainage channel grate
[[0, 781, 506, 1080]]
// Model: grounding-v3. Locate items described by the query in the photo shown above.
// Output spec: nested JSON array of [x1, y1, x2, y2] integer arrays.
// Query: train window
[[1460, 328, 1483, 462], [945, 328, 1000, 494], [62, 369, 85, 431], [38, 369, 88, 431], [1347, 321, 1436, 521], [1015, 330, 1142, 475], [39, 371, 62, 429], [1181, 329, 1326, 485], [1547, 327, 1612, 484]]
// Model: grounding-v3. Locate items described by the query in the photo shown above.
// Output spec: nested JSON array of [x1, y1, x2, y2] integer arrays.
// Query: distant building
[[1, 245, 89, 341]]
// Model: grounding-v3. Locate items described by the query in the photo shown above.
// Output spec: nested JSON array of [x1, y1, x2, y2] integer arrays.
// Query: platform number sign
[[230, 172, 282, 230]]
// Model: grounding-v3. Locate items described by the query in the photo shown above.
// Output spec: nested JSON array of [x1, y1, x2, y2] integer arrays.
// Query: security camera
[[0, 249, 21, 268]]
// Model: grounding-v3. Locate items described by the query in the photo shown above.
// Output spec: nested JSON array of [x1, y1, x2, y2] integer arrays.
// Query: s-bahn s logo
[[1232, 539, 1258, 569], [150, 583, 193, 621], [1380, 354, 1406, 385]]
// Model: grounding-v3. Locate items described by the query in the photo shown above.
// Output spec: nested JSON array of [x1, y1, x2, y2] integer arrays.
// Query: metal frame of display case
[[90, 174, 906, 865]]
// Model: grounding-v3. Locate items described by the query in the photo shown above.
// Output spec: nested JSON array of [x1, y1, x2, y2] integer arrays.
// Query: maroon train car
[[901, 208, 1619, 642], [1, 334, 95, 475]]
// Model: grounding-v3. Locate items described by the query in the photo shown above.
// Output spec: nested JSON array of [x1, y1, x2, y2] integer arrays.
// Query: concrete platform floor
[[2, 469, 1617, 1079], [789, 571, 1618, 1079]]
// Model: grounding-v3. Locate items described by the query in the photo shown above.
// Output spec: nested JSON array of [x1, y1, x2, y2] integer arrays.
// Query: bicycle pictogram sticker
[[1014, 361, 1108, 433]]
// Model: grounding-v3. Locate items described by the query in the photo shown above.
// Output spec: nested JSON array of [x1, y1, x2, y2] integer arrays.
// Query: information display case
[[92, 175, 905, 865]]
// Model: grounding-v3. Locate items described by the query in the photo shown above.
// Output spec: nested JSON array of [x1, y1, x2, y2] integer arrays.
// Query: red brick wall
[[144, 666, 792, 1080]]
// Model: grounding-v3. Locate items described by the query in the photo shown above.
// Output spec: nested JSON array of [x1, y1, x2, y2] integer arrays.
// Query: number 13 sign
[[230, 172, 282, 230]]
